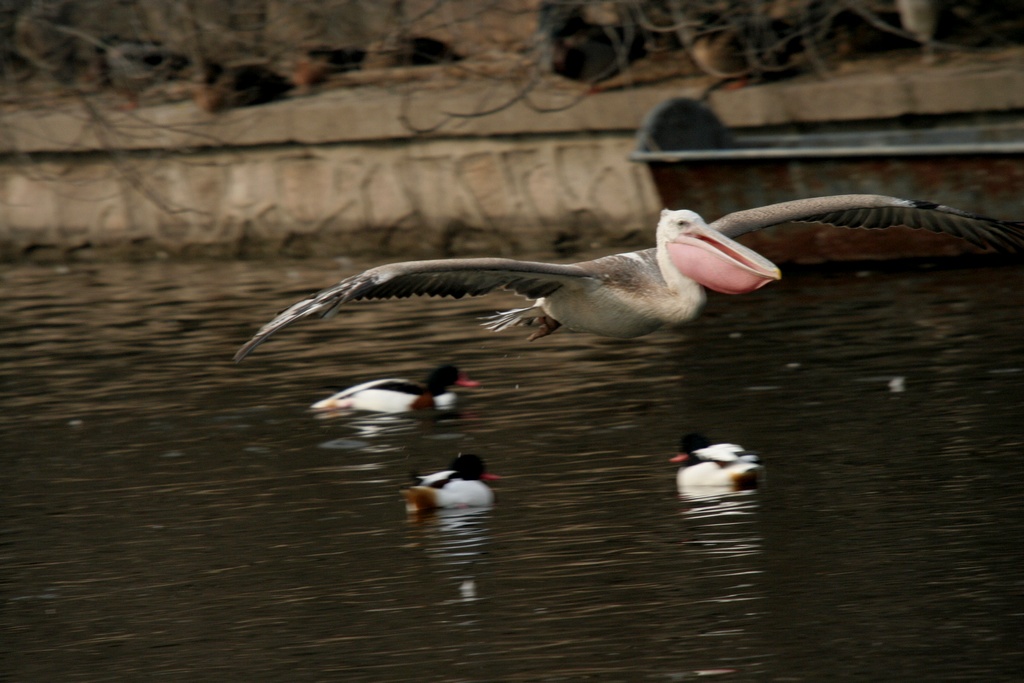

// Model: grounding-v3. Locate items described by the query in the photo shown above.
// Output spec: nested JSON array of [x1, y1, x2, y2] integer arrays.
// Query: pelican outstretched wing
[[234, 257, 597, 361], [710, 194, 1024, 251]]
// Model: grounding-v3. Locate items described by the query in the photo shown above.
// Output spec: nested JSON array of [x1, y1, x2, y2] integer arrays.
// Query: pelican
[[235, 195, 1023, 361]]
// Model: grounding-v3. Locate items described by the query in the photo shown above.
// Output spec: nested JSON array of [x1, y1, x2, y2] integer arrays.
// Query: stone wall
[[0, 82, 678, 261], [0, 132, 660, 260]]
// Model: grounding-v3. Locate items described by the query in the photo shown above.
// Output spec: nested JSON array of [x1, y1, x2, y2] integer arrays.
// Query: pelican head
[[657, 209, 781, 295]]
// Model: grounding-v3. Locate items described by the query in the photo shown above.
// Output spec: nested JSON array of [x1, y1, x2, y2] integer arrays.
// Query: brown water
[[2, 257, 1023, 682]]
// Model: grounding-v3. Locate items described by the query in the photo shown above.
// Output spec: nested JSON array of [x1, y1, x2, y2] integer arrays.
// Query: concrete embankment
[[2, 56, 1023, 262]]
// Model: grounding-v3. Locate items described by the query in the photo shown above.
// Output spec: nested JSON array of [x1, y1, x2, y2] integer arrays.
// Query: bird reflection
[[315, 411, 472, 454], [679, 492, 762, 559], [678, 490, 764, 616], [662, 485, 769, 675], [670, 492, 768, 681], [321, 410, 412, 433], [407, 507, 492, 607]]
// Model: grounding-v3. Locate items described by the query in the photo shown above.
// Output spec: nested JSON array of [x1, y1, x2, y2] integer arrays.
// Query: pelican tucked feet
[[235, 195, 1024, 360]]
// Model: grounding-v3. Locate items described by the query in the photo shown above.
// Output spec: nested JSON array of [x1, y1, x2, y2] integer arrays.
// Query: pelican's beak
[[668, 227, 781, 295]]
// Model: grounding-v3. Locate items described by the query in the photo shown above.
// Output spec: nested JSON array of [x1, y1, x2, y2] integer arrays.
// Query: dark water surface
[[2, 256, 1022, 682]]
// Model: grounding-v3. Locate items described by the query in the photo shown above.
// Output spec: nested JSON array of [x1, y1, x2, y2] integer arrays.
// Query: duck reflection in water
[[316, 410, 474, 457], [677, 488, 764, 652], [674, 437, 766, 671], [407, 506, 493, 607], [673, 435, 764, 587], [403, 454, 498, 607]]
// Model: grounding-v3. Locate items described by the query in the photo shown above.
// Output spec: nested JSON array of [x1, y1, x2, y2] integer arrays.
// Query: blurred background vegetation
[[2, 0, 1023, 116]]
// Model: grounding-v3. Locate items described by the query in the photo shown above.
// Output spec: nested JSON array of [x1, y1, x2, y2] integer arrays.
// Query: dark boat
[[631, 98, 1024, 262]]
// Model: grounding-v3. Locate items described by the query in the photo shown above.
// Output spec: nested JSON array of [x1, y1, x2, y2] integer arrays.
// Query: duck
[[539, 4, 647, 84], [896, 0, 939, 63], [95, 38, 189, 109], [398, 37, 462, 66], [194, 61, 293, 113], [686, 16, 802, 87], [310, 364, 479, 412], [403, 454, 499, 513], [672, 433, 763, 491], [292, 46, 366, 90], [234, 195, 1024, 361]]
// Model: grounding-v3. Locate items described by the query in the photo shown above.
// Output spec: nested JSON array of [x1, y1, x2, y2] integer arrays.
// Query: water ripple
[[2, 259, 1022, 681]]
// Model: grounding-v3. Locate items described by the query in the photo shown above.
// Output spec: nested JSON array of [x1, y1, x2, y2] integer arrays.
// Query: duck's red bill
[[456, 373, 481, 388]]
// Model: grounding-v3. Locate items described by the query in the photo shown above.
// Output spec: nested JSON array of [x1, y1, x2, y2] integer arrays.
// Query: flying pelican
[[234, 195, 1023, 361]]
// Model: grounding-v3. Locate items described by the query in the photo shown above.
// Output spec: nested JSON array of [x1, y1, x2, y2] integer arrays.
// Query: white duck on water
[[311, 364, 479, 412], [402, 454, 500, 513], [234, 195, 1024, 360], [672, 433, 764, 492]]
